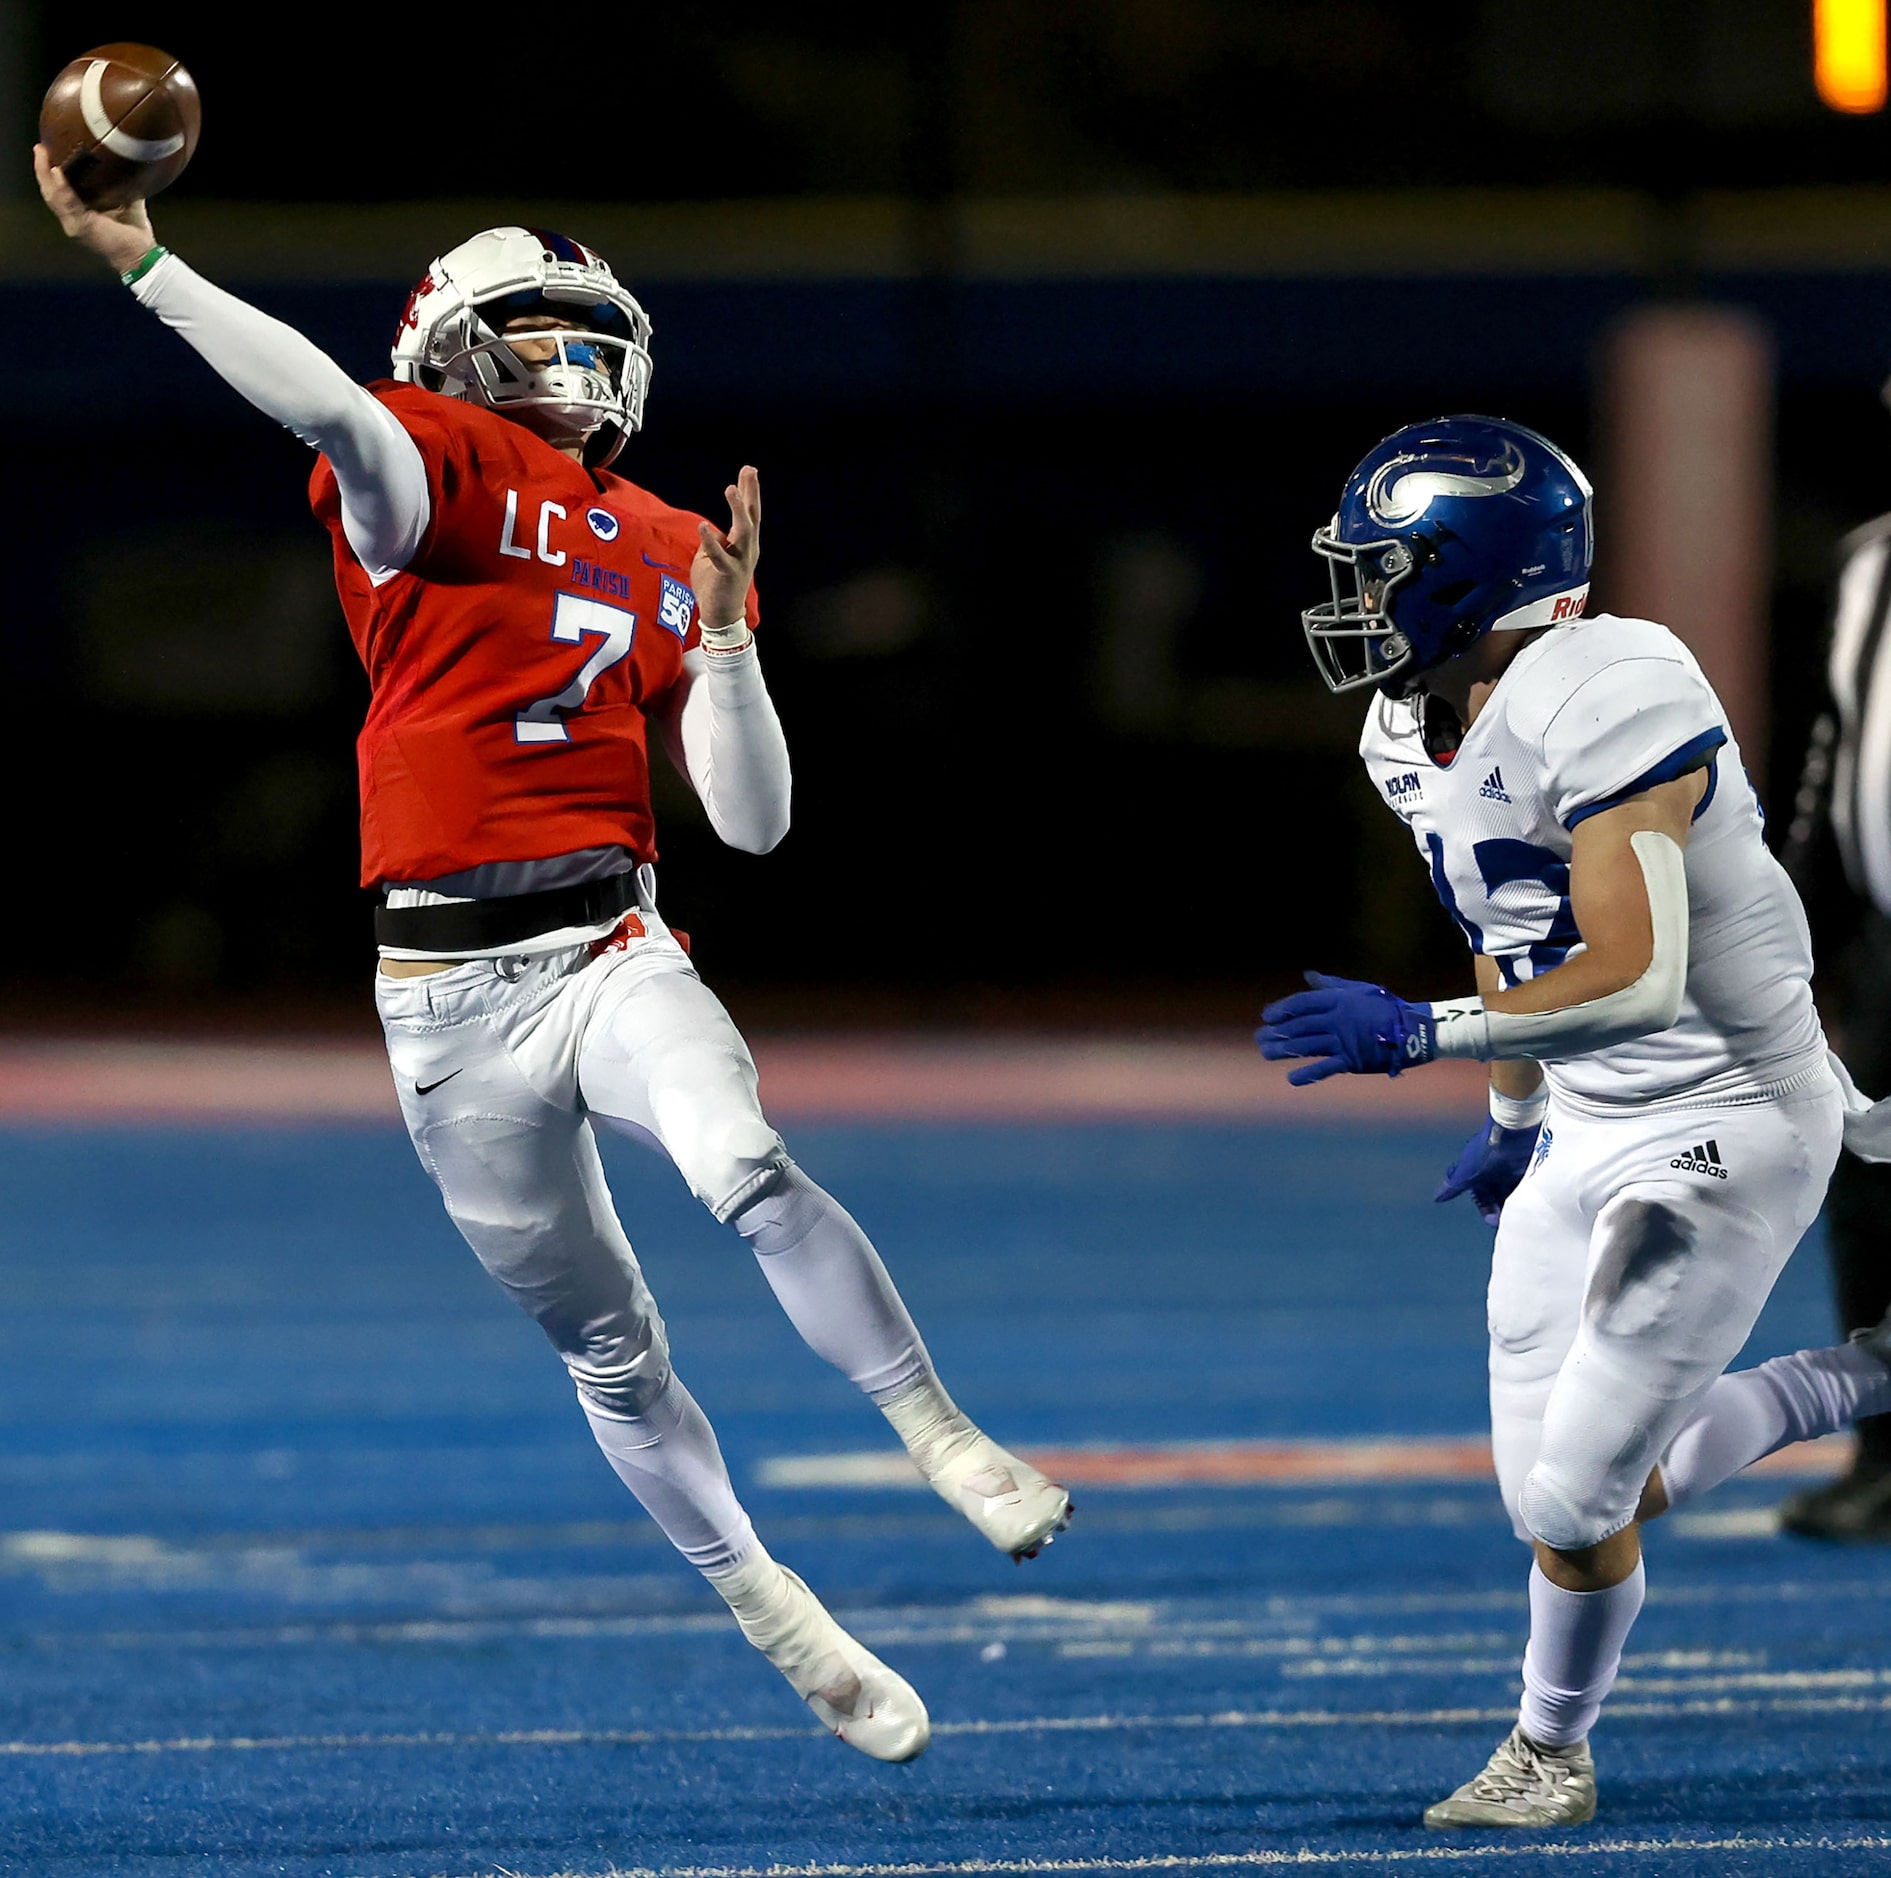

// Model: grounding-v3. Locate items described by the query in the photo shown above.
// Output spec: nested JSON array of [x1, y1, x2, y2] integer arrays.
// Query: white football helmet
[[390, 226, 654, 468]]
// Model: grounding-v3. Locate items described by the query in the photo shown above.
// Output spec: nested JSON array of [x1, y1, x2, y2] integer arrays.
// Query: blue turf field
[[1, 1119, 1888, 1876]]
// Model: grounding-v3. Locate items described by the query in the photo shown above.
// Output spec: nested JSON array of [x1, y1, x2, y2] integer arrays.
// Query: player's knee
[[686, 1120, 791, 1223], [565, 1317, 673, 1419], [1517, 1459, 1635, 1552], [728, 1161, 828, 1255]]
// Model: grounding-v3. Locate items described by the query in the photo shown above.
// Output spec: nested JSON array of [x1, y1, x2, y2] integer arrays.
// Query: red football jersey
[[310, 383, 759, 887]]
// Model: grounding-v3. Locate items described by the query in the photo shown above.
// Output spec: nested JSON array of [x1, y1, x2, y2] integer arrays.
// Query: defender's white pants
[[1488, 1072, 1843, 1550]]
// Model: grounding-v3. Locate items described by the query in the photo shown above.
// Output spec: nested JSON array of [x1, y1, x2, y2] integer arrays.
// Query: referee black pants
[[1828, 909, 1891, 1464]]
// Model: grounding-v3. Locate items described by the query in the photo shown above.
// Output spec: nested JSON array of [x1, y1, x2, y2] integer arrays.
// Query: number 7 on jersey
[[515, 592, 638, 745]]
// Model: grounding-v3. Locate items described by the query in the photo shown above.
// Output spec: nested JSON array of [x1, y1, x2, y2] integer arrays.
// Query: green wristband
[[120, 244, 169, 287]]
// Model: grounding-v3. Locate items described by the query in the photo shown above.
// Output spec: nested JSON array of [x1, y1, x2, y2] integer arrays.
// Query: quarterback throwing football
[[1259, 417, 1891, 1827], [37, 154, 1071, 1763]]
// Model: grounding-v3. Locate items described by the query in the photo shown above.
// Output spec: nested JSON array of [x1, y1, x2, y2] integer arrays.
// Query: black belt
[[375, 870, 638, 953]]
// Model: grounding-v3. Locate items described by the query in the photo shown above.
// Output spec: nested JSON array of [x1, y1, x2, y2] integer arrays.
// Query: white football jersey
[[1359, 614, 1826, 1109]]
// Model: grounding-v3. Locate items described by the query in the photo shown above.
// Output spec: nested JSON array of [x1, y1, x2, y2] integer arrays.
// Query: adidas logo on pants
[[1670, 1139, 1730, 1179]]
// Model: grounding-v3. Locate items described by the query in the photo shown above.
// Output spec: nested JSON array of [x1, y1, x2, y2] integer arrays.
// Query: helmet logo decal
[[398, 272, 438, 333], [1365, 440, 1526, 525]]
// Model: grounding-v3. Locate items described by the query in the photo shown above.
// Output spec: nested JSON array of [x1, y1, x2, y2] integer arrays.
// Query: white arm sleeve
[[1426, 830, 1690, 1063], [655, 643, 792, 854], [130, 251, 429, 583]]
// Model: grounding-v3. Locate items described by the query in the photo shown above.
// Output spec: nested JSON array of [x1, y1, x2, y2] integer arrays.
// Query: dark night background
[[3, 0, 1889, 1030]]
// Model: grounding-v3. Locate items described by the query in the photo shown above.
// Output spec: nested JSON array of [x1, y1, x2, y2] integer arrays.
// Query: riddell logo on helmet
[[1550, 594, 1584, 623], [398, 274, 437, 332]]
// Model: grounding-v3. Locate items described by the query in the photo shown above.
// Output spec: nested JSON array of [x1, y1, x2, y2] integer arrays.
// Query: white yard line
[[27, 1571, 1891, 1653], [17, 1690, 1891, 1760], [357, 1831, 1891, 1877]]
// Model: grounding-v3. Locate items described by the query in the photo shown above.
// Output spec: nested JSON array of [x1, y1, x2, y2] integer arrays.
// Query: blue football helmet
[[1302, 416, 1594, 697]]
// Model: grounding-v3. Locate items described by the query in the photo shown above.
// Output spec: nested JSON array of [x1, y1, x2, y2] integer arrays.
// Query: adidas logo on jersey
[[1670, 1139, 1730, 1179], [1477, 766, 1511, 803]]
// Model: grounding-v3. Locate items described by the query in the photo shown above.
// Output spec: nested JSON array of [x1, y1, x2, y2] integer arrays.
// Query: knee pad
[[566, 1318, 673, 1420], [681, 1117, 790, 1223], [729, 1161, 826, 1254], [1517, 1458, 1636, 1553]]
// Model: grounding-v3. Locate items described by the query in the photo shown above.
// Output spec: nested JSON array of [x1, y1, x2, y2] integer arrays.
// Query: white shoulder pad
[[1534, 627, 1728, 831]]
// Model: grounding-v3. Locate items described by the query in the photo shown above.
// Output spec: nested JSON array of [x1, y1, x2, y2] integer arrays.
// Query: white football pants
[[1487, 1071, 1843, 1551], [373, 895, 933, 1569]]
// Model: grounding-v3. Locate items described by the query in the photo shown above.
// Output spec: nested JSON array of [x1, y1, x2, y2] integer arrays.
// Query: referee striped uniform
[[1780, 514, 1891, 1529]]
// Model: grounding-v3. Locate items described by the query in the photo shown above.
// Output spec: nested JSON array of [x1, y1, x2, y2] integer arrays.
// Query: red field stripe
[[1030, 1439, 1499, 1486], [1027, 1435, 1851, 1488], [0, 1037, 1490, 1125], [759, 1433, 1854, 1492]]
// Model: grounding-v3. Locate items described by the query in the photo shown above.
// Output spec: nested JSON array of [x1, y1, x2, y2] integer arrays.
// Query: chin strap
[[1426, 831, 1691, 1063]]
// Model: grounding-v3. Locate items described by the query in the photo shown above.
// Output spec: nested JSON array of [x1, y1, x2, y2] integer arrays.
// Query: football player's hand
[[33, 144, 154, 275], [692, 465, 760, 639], [1434, 1118, 1539, 1226], [1256, 971, 1438, 1084]]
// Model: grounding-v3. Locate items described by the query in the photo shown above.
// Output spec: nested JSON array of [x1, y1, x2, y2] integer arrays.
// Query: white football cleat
[[879, 1380, 1073, 1560], [713, 1551, 930, 1763], [924, 1427, 1074, 1561], [1423, 1726, 1597, 1829], [877, 1376, 1074, 1550]]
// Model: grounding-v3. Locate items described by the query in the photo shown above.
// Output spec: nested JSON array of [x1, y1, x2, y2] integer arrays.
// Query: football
[[39, 43, 200, 210]]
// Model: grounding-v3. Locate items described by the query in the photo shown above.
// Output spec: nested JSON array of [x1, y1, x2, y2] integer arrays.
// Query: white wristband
[[1489, 1084, 1549, 1130], [699, 617, 753, 655], [1427, 996, 1493, 1061]]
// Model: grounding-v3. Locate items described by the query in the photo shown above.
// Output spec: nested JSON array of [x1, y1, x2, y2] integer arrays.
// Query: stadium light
[[1816, 0, 1888, 113]]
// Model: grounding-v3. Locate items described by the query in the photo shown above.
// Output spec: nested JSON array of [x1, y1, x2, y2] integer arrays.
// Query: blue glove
[[1256, 971, 1439, 1085], [1434, 1119, 1541, 1226]]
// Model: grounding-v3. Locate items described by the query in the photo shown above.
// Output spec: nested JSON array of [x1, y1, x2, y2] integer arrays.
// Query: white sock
[[1518, 1558, 1645, 1748], [703, 1542, 845, 1697], [702, 1542, 795, 1646], [733, 1164, 932, 1401], [1659, 1342, 1891, 1508], [579, 1372, 755, 1572], [879, 1374, 981, 1477]]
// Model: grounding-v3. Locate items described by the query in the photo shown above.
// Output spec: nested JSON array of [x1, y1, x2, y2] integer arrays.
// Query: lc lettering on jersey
[[499, 488, 569, 566]]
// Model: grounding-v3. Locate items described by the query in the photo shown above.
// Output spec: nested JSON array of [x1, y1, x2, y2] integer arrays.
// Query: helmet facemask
[[449, 291, 651, 452], [1302, 526, 1427, 695]]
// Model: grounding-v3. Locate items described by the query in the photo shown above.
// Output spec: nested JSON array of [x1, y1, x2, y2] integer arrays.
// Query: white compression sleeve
[[656, 643, 792, 854], [1426, 830, 1690, 1063], [130, 251, 429, 582]]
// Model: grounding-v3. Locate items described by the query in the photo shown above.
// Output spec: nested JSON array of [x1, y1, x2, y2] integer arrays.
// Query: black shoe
[[1779, 1459, 1891, 1541]]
